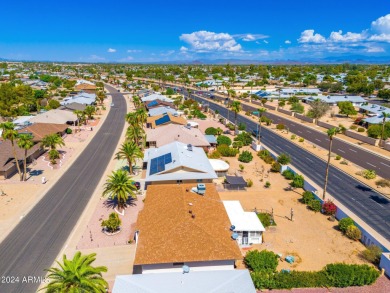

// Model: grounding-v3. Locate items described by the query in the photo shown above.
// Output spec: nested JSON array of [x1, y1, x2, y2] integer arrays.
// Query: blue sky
[[0, 0, 389, 62]]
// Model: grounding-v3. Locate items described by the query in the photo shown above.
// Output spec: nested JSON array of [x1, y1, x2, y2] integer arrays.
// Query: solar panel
[[155, 114, 170, 126], [149, 153, 172, 175], [148, 100, 158, 107], [164, 153, 172, 164]]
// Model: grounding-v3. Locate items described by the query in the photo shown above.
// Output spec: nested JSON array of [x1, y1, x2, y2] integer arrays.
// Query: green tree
[[337, 101, 357, 117], [41, 134, 65, 151], [380, 112, 390, 145], [231, 101, 242, 133], [48, 99, 60, 109], [290, 102, 304, 114], [0, 122, 23, 180], [17, 133, 34, 181], [42, 251, 108, 293], [307, 99, 330, 119], [116, 141, 143, 174], [216, 135, 232, 146], [84, 105, 96, 120], [103, 169, 137, 212], [323, 127, 341, 199], [126, 125, 145, 148], [377, 89, 390, 102], [101, 212, 121, 233]]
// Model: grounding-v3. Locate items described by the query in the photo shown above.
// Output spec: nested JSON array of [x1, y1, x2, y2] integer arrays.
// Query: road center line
[[380, 162, 390, 167], [349, 149, 357, 153], [306, 157, 314, 162], [315, 139, 321, 142], [337, 149, 345, 153], [367, 163, 376, 168], [298, 130, 302, 133]]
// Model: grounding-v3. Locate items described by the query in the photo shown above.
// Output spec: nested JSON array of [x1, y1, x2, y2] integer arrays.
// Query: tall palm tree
[[97, 91, 105, 105], [380, 111, 390, 146], [84, 105, 96, 121], [42, 251, 108, 293], [323, 127, 341, 199], [41, 134, 65, 151], [231, 101, 242, 134], [103, 169, 137, 212], [0, 122, 23, 181], [74, 110, 85, 132], [126, 125, 145, 148], [257, 107, 267, 142], [125, 112, 140, 127], [116, 141, 143, 174], [135, 108, 147, 126], [17, 133, 34, 181], [132, 96, 141, 109]]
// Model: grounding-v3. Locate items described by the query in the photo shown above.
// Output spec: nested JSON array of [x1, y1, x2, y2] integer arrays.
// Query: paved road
[[0, 85, 126, 293], [185, 91, 390, 242], [194, 90, 390, 178]]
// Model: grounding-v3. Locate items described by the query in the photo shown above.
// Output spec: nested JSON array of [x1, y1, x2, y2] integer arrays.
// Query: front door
[[242, 231, 249, 245]]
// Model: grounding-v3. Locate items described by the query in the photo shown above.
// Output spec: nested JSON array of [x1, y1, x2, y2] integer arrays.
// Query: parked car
[[132, 181, 141, 190]]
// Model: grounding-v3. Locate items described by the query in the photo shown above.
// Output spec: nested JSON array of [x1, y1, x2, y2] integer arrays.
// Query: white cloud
[[371, 14, 390, 34], [119, 56, 134, 61], [180, 46, 188, 52], [89, 55, 105, 61], [263, 40, 269, 44], [235, 33, 269, 41], [127, 49, 142, 53], [368, 33, 390, 42], [179, 31, 242, 52], [298, 30, 326, 43], [107, 48, 116, 53], [365, 45, 385, 53], [329, 30, 365, 42], [285, 40, 291, 44], [160, 50, 175, 56]]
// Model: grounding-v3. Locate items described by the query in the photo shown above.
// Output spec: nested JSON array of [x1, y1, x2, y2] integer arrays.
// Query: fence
[[344, 130, 379, 146], [277, 108, 294, 116], [295, 113, 315, 123]]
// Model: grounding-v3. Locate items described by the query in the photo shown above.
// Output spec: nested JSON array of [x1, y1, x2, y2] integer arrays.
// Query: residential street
[[0, 85, 126, 293]]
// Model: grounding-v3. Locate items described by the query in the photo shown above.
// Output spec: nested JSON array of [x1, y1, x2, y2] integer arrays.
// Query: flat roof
[[223, 201, 265, 232]]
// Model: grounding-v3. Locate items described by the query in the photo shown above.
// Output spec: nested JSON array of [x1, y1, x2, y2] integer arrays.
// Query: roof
[[209, 159, 230, 172], [145, 99, 174, 109], [75, 79, 95, 86], [75, 83, 96, 90], [359, 103, 390, 115], [146, 124, 210, 148], [0, 139, 41, 172], [204, 134, 217, 144], [306, 95, 365, 104], [225, 175, 247, 186], [363, 115, 390, 124], [148, 106, 177, 117], [281, 88, 321, 94], [60, 93, 96, 106], [134, 183, 242, 265], [141, 93, 173, 103], [145, 141, 217, 182], [18, 123, 68, 142], [147, 113, 187, 129], [29, 109, 77, 124], [223, 201, 265, 232], [13, 116, 34, 126], [112, 270, 255, 293], [58, 102, 87, 112]]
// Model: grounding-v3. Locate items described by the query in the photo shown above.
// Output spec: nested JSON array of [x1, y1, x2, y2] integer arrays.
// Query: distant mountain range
[[1, 56, 389, 65]]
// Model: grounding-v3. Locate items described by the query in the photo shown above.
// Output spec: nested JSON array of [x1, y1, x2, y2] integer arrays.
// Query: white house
[[141, 93, 173, 103], [304, 95, 365, 106], [223, 201, 265, 245]]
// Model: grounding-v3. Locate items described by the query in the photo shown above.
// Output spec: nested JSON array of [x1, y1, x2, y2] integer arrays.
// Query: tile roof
[[146, 113, 187, 129], [18, 123, 68, 142], [58, 102, 87, 112], [134, 183, 242, 265], [145, 99, 174, 109], [146, 124, 210, 147], [75, 83, 97, 90], [29, 109, 77, 124], [0, 139, 41, 172]]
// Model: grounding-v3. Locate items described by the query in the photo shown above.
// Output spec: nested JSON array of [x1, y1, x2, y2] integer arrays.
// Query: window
[[196, 179, 203, 183], [250, 231, 260, 237], [173, 262, 184, 267], [177, 180, 183, 184]]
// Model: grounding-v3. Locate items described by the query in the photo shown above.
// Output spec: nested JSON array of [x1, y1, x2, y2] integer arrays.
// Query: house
[[144, 141, 217, 186], [58, 102, 87, 112], [280, 88, 322, 96], [60, 92, 96, 106], [223, 201, 265, 245], [12, 116, 35, 128], [148, 106, 178, 117], [29, 109, 77, 125], [141, 93, 173, 103], [303, 95, 365, 106], [145, 99, 175, 110], [145, 124, 210, 149], [359, 104, 390, 125], [18, 123, 68, 142], [112, 270, 256, 293], [146, 113, 187, 129], [0, 139, 43, 180], [133, 183, 242, 274], [74, 80, 97, 93], [204, 134, 217, 147]]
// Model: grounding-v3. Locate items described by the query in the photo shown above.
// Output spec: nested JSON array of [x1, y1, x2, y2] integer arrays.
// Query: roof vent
[[186, 123, 192, 129], [182, 265, 190, 274], [232, 232, 239, 240], [187, 144, 193, 151], [230, 225, 236, 231]]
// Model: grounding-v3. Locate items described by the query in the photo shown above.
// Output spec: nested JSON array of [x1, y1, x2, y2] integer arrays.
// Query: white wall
[[141, 260, 235, 274]]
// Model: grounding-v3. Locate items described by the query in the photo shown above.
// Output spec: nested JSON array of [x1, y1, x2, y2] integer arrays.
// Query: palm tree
[[126, 125, 145, 148], [126, 112, 140, 127], [103, 169, 137, 212], [84, 105, 96, 124], [0, 122, 23, 181], [323, 127, 341, 199], [74, 110, 85, 132], [257, 108, 267, 142], [380, 111, 390, 146], [42, 251, 108, 293], [116, 141, 143, 174], [41, 134, 65, 151], [97, 91, 105, 105], [135, 108, 147, 126], [132, 96, 141, 109], [17, 133, 34, 181], [231, 101, 242, 134]]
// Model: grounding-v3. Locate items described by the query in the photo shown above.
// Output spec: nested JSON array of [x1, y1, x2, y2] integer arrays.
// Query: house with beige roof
[[29, 110, 77, 125], [146, 113, 187, 129], [133, 183, 242, 274], [145, 124, 210, 149]]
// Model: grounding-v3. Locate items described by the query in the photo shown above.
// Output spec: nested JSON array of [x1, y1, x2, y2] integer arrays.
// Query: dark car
[[132, 181, 141, 190]]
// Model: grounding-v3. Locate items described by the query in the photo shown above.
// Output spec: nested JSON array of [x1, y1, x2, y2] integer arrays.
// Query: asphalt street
[[187, 91, 390, 242], [0, 85, 126, 293]]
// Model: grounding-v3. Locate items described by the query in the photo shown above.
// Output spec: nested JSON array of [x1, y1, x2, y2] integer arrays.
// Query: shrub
[[101, 212, 121, 233], [238, 151, 253, 163], [346, 225, 361, 241], [271, 162, 281, 173], [246, 178, 253, 187], [65, 128, 72, 134], [340, 159, 349, 165], [234, 132, 252, 146], [363, 169, 376, 180], [208, 150, 221, 159], [276, 124, 285, 130], [277, 153, 291, 165], [238, 122, 246, 131], [272, 271, 329, 289], [335, 155, 341, 160], [282, 169, 295, 180], [258, 149, 270, 159], [322, 200, 337, 215], [265, 118, 272, 125], [239, 164, 244, 171], [357, 127, 365, 133], [324, 263, 379, 287], [376, 179, 390, 188], [227, 123, 235, 130], [232, 141, 244, 149], [350, 125, 358, 130], [244, 250, 279, 272], [290, 174, 304, 188], [263, 156, 275, 164], [309, 199, 322, 213], [265, 181, 271, 188], [362, 245, 382, 264], [48, 99, 60, 109], [250, 270, 276, 290], [291, 134, 296, 140], [338, 217, 355, 233], [290, 102, 305, 114], [302, 191, 315, 204], [217, 144, 238, 157], [217, 135, 232, 146], [298, 137, 304, 142], [367, 124, 381, 139], [257, 213, 275, 228], [205, 127, 218, 135]]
